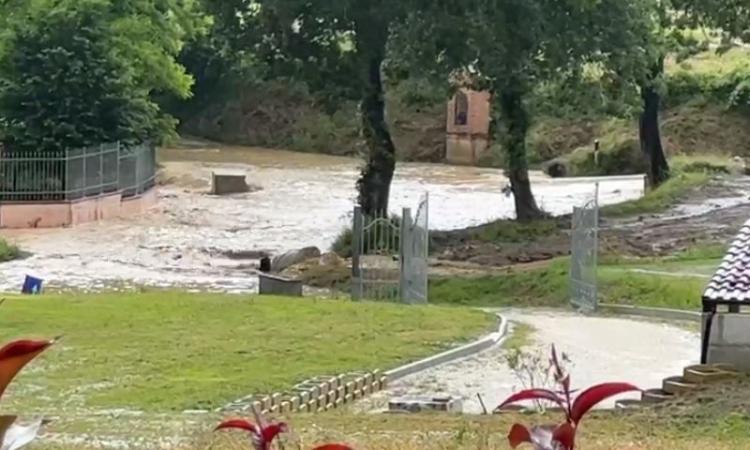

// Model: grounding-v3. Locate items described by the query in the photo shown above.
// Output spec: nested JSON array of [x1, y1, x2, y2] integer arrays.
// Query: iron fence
[[0, 143, 156, 202]]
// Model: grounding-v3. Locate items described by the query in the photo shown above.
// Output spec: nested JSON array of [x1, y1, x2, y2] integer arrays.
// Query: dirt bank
[[433, 176, 750, 267]]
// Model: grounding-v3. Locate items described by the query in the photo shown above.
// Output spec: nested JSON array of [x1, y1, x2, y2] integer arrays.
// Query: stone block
[[297, 391, 311, 404], [259, 273, 302, 297], [271, 393, 283, 406], [336, 386, 345, 399], [317, 395, 327, 407], [280, 401, 291, 413], [327, 391, 337, 404], [211, 171, 249, 195], [260, 396, 272, 411], [308, 400, 317, 411], [290, 396, 300, 410], [345, 381, 356, 395], [379, 376, 388, 389]]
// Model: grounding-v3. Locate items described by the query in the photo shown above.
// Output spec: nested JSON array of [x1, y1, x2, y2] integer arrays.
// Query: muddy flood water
[[0, 145, 646, 292]]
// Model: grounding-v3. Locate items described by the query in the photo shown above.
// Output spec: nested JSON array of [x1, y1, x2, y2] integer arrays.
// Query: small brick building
[[445, 89, 491, 165]]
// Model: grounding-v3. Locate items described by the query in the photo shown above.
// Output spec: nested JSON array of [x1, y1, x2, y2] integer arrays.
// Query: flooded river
[[0, 145, 646, 292]]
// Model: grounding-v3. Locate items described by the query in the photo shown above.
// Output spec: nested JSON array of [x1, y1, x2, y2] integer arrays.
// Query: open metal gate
[[570, 183, 599, 312], [351, 194, 429, 303]]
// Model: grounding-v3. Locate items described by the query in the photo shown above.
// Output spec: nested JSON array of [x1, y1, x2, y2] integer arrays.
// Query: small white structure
[[702, 219, 750, 371]]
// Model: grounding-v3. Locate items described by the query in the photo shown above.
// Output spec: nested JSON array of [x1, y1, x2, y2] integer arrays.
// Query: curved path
[[358, 309, 700, 414]]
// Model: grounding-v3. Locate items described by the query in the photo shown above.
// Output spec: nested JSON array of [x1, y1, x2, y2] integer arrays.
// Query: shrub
[[0, 239, 19, 262]]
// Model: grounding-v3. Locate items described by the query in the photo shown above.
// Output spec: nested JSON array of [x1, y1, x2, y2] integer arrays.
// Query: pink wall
[[0, 188, 157, 229], [446, 89, 491, 136], [446, 89, 491, 165]]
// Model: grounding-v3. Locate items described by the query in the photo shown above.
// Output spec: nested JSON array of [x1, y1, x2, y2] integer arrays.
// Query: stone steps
[[614, 363, 738, 410]]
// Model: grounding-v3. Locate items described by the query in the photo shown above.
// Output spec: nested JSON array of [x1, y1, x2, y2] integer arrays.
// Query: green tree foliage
[[395, 0, 655, 220], [0, 0, 203, 152], [206, 0, 442, 215]]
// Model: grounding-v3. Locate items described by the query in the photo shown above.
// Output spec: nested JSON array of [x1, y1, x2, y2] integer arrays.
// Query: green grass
[[0, 293, 493, 413], [430, 253, 721, 310], [0, 238, 19, 262], [469, 218, 562, 243], [601, 172, 710, 217], [502, 322, 535, 351]]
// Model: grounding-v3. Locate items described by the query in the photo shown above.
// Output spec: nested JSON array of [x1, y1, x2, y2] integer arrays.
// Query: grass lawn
[[430, 251, 723, 310], [0, 293, 494, 413], [600, 172, 710, 218]]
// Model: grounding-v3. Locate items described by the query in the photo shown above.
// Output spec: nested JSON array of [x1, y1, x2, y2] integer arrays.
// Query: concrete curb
[[385, 313, 509, 381], [598, 304, 701, 323]]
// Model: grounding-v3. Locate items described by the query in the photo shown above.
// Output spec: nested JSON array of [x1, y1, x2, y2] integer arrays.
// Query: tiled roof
[[704, 221, 750, 303]]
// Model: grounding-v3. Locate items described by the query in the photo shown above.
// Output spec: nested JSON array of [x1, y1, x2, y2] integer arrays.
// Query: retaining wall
[[0, 188, 157, 228]]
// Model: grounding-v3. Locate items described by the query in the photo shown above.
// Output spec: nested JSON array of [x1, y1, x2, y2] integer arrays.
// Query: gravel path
[[356, 309, 700, 414]]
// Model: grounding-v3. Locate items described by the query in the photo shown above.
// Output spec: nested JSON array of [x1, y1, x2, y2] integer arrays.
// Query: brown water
[[0, 145, 646, 292]]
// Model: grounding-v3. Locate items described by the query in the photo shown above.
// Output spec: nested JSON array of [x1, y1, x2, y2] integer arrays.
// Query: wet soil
[[432, 176, 750, 267]]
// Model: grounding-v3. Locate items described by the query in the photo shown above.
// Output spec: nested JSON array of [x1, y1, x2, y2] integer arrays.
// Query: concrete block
[[344, 393, 354, 403], [379, 376, 388, 389], [260, 396, 272, 411], [317, 395, 327, 407], [297, 391, 310, 404], [326, 402, 335, 410], [355, 377, 364, 390], [211, 171, 249, 195], [297, 402, 308, 413], [259, 273, 302, 297], [280, 401, 291, 413], [270, 405, 279, 414], [271, 393, 283, 406], [364, 373, 373, 385], [318, 382, 330, 395], [252, 400, 262, 412], [290, 396, 300, 410], [335, 398, 344, 408], [371, 381, 381, 392], [308, 400, 317, 411], [345, 381, 356, 395]]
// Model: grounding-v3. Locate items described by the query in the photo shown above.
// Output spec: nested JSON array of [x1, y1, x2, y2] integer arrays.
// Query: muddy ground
[[431, 176, 750, 268]]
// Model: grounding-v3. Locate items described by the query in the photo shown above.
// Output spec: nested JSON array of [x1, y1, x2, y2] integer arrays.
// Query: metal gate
[[570, 183, 599, 312], [351, 194, 429, 303], [401, 193, 429, 304]]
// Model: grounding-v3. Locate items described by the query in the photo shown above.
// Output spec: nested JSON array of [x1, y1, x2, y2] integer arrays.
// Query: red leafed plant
[[0, 337, 58, 450], [495, 345, 640, 450], [215, 405, 353, 450]]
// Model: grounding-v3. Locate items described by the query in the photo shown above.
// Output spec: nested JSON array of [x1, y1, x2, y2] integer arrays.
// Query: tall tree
[[394, 0, 655, 220], [206, 0, 431, 216], [0, 0, 204, 150]]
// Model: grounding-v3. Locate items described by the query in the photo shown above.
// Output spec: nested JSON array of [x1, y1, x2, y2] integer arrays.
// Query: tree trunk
[[498, 88, 545, 222], [356, 54, 396, 216], [639, 60, 670, 187]]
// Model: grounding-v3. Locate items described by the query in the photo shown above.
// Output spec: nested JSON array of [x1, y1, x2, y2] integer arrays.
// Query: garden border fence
[[0, 143, 156, 202]]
